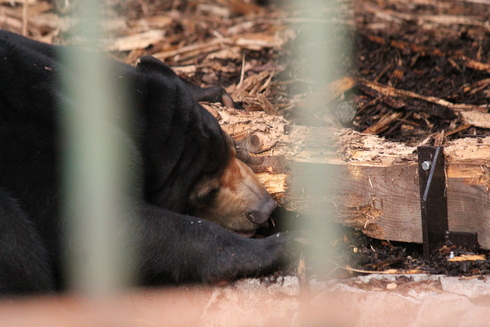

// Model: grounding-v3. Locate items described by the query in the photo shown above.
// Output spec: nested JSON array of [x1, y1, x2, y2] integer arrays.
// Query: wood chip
[[153, 38, 229, 61], [106, 30, 165, 52], [216, 0, 262, 15], [256, 92, 278, 116], [447, 254, 486, 262], [359, 79, 484, 112], [362, 112, 402, 134], [234, 33, 284, 50], [461, 111, 490, 129], [134, 16, 172, 29], [463, 78, 490, 95]]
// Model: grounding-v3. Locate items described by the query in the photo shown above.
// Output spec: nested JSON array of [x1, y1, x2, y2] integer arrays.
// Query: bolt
[[421, 161, 431, 171]]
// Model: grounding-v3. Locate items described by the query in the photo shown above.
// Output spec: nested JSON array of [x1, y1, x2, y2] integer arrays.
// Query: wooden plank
[[332, 163, 421, 243], [204, 103, 490, 249]]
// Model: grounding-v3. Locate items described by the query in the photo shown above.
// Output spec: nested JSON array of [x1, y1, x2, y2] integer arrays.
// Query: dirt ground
[[2, 0, 490, 312], [2, 275, 490, 326]]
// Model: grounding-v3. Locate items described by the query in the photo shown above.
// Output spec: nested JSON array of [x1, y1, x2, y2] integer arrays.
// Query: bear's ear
[[136, 56, 175, 77]]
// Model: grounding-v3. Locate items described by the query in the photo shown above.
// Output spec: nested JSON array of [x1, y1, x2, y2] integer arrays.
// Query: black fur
[[0, 30, 288, 295]]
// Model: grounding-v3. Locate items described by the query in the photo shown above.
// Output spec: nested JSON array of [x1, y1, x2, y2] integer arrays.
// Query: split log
[[203, 103, 490, 249]]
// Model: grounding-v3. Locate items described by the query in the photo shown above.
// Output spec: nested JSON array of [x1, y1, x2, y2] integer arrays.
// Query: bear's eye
[[208, 186, 220, 197], [196, 186, 221, 204], [205, 186, 220, 200]]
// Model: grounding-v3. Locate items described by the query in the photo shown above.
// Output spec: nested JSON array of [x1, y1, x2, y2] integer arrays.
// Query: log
[[203, 104, 490, 249]]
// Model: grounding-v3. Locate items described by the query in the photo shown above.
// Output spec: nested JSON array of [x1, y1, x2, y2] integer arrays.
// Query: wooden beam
[[204, 103, 490, 249]]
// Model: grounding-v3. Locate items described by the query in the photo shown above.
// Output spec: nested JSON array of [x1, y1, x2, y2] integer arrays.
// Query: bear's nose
[[246, 196, 277, 225]]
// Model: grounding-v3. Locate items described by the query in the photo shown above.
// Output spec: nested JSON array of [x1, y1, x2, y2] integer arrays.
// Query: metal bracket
[[417, 146, 479, 258]]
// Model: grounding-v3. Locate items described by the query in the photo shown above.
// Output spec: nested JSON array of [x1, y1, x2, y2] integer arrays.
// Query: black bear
[[0, 30, 291, 295]]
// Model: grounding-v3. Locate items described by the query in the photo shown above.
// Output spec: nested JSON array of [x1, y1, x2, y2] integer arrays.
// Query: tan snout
[[193, 156, 277, 237]]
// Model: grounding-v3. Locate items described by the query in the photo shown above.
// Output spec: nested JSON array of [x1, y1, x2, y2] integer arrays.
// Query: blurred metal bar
[[60, 0, 134, 296], [291, 0, 349, 275]]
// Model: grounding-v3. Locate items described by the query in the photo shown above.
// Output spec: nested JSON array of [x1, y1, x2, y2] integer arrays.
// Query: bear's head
[[188, 140, 276, 238], [134, 56, 276, 237]]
